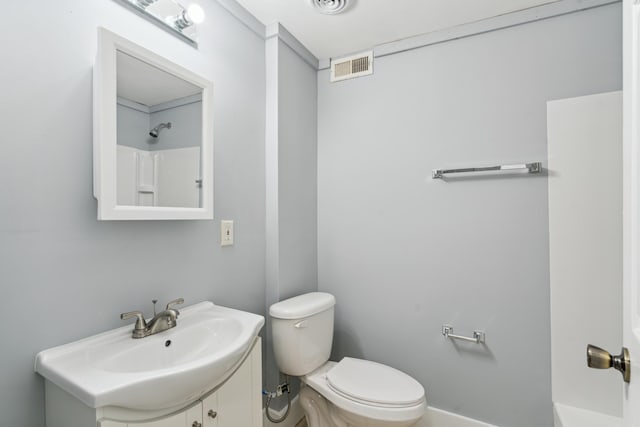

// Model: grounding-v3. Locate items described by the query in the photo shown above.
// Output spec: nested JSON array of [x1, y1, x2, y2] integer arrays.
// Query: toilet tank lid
[[270, 292, 336, 319]]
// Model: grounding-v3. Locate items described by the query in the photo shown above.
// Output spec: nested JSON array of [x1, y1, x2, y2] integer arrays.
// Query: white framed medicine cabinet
[[93, 28, 213, 220]]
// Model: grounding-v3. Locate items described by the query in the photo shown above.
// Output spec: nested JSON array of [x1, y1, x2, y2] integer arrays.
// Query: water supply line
[[263, 376, 291, 423]]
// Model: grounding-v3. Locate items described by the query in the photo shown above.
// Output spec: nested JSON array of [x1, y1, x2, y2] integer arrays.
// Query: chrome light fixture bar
[[135, 0, 159, 7], [113, 0, 205, 46], [171, 10, 194, 30]]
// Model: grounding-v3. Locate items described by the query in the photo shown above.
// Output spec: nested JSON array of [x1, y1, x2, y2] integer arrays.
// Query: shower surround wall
[[317, 3, 621, 427], [548, 91, 623, 423], [0, 1, 266, 426], [116, 99, 203, 207]]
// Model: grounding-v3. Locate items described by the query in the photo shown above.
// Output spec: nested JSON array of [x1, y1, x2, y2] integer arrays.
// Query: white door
[[624, 0, 640, 425]]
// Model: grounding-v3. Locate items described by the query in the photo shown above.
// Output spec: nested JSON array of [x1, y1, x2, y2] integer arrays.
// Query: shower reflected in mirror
[[116, 50, 203, 209], [149, 122, 172, 139]]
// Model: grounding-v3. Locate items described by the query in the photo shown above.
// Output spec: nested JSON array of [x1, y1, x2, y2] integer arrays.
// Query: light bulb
[[186, 4, 205, 24]]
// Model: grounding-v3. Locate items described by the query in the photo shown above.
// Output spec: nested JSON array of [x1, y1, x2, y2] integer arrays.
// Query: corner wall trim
[[214, 0, 319, 69], [266, 23, 320, 70], [317, 0, 620, 69]]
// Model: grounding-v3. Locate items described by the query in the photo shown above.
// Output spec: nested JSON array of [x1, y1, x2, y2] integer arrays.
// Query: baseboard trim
[[263, 394, 305, 427]]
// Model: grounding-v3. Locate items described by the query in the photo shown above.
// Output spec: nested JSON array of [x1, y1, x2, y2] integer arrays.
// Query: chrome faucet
[[120, 298, 184, 339]]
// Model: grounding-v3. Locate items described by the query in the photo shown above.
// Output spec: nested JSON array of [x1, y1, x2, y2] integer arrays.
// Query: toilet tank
[[269, 292, 336, 376]]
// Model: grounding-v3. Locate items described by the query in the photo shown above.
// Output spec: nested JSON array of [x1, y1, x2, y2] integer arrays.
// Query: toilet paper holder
[[442, 325, 485, 344]]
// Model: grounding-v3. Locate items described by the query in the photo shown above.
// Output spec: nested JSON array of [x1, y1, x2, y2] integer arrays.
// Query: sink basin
[[35, 302, 264, 411]]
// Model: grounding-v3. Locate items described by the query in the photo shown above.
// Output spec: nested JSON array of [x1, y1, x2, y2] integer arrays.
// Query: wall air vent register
[[330, 51, 374, 82]]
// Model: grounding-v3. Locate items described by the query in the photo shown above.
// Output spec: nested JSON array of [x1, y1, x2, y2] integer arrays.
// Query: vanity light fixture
[[135, 0, 158, 8], [187, 4, 205, 24], [115, 0, 204, 46], [169, 10, 194, 30], [168, 4, 205, 30]]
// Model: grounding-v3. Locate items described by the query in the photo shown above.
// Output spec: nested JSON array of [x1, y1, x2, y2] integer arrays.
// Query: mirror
[[116, 51, 203, 209], [94, 28, 213, 220]]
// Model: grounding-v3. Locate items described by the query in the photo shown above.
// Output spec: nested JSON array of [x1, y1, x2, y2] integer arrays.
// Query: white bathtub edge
[[416, 407, 498, 427], [553, 402, 622, 427]]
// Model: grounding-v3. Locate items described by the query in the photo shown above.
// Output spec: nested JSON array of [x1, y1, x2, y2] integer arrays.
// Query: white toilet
[[270, 292, 426, 427]]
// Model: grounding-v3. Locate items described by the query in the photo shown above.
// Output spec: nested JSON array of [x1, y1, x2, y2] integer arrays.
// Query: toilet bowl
[[301, 359, 426, 427], [269, 292, 426, 427]]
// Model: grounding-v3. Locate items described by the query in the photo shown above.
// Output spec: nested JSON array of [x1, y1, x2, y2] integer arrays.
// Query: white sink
[[35, 302, 264, 411]]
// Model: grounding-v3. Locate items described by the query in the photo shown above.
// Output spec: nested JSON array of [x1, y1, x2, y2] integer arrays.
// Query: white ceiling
[[117, 51, 201, 106], [234, 0, 560, 59]]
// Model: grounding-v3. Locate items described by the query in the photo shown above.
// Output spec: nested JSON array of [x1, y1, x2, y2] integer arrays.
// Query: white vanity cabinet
[[99, 403, 202, 427], [45, 338, 262, 427], [200, 347, 259, 427]]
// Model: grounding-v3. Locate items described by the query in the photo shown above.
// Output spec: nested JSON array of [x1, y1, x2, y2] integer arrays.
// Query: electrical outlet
[[221, 220, 234, 246]]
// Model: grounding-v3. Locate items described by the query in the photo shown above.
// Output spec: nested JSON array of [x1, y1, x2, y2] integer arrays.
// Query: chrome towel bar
[[442, 325, 485, 344], [432, 162, 542, 179]]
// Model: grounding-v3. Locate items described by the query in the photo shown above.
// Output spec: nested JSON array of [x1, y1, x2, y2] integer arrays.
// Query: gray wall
[[0, 1, 265, 426], [276, 40, 318, 302], [317, 4, 621, 427], [264, 37, 318, 398]]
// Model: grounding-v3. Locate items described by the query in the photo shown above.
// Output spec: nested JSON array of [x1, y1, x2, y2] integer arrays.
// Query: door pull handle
[[587, 344, 631, 383]]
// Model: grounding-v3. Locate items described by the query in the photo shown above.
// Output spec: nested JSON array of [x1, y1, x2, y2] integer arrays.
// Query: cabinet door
[[212, 341, 262, 427], [216, 363, 253, 426], [201, 392, 219, 427], [99, 402, 202, 427]]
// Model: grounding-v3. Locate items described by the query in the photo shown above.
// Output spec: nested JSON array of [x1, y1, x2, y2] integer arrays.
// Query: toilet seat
[[326, 358, 425, 408], [303, 359, 426, 424]]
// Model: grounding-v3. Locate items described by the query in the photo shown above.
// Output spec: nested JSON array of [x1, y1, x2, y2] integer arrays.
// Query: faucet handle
[[120, 311, 147, 331], [165, 298, 184, 310]]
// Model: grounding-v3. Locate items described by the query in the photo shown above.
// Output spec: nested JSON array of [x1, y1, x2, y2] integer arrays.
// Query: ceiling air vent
[[310, 0, 350, 15], [330, 51, 374, 83]]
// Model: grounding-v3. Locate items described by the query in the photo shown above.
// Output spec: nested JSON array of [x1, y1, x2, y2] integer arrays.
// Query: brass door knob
[[208, 409, 217, 419], [587, 344, 631, 383]]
